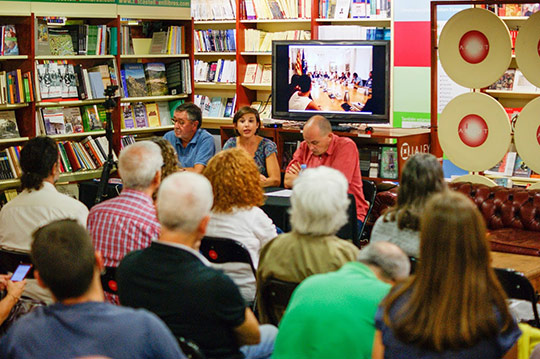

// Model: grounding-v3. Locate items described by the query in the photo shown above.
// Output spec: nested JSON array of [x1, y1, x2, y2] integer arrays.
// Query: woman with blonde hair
[[223, 107, 280, 187], [203, 148, 278, 303], [372, 191, 521, 359]]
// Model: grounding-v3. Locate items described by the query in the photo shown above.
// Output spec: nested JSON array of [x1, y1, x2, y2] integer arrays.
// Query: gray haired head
[[357, 241, 410, 281]]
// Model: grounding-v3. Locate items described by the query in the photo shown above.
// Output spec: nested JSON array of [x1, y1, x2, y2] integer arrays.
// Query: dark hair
[[20, 136, 59, 191], [232, 107, 261, 135], [297, 74, 312, 92], [31, 219, 96, 301], [175, 102, 202, 129], [383, 153, 446, 230], [289, 74, 301, 98]]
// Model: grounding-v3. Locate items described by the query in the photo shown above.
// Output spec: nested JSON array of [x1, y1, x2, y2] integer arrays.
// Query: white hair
[[119, 141, 163, 190], [290, 166, 350, 236], [357, 241, 411, 281], [157, 172, 213, 233]]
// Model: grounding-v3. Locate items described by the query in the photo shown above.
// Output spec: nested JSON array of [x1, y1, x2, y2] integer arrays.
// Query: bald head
[[357, 241, 410, 283], [302, 116, 333, 156], [304, 115, 332, 135]]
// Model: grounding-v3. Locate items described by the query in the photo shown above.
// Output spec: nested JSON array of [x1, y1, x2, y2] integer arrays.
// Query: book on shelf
[[81, 105, 105, 132], [493, 177, 513, 188], [194, 29, 236, 53], [1, 25, 19, 56], [150, 31, 168, 54], [334, 0, 351, 19], [145, 102, 161, 127], [513, 155, 532, 178], [145, 63, 168, 96], [485, 152, 517, 177], [192, 0, 236, 20], [133, 102, 149, 128], [504, 107, 521, 122], [260, 64, 272, 85], [207, 97, 227, 117], [121, 103, 135, 129], [351, 0, 367, 18], [123, 63, 148, 98], [522, 4, 540, 16], [48, 27, 76, 56], [513, 70, 538, 93], [379, 146, 398, 179], [0, 150, 15, 179], [41, 107, 66, 135], [223, 96, 236, 118], [63, 107, 84, 134], [157, 102, 172, 126], [166, 59, 191, 95], [243, 63, 261, 84], [0, 111, 19, 139], [36, 19, 51, 56], [488, 69, 515, 91]]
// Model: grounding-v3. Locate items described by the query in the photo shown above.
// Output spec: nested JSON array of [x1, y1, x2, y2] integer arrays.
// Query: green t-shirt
[[273, 262, 391, 359]]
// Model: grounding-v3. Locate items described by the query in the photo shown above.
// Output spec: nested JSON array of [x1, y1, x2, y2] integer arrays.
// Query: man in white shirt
[[0, 136, 89, 303]]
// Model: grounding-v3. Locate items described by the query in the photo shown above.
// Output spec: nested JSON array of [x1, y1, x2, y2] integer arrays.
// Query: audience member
[[163, 102, 216, 173], [87, 141, 162, 304], [0, 219, 185, 359], [223, 107, 280, 187], [370, 153, 446, 258], [284, 115, 369, 227], [0, 274, 25, 325], [273, 242, 409, 358], [203, 148, 278, 303], [257, 166, 359, 323], [150, 136, 182, 177], [117, 172, 277, 359], [373, 191, 521, 359], [0, 136, 88, 303], [288, 74, 320, 111]]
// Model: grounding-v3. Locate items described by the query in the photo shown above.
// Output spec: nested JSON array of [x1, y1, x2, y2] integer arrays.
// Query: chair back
[[177, 336, 206, 359], [409, 256, 418, 275], [0, 249, 34, 279], [100, 266, 118, 295], [357, 179, 377, 246], [200, 236, 256, 276], [336, 194, 359, 243], [495, 267, 540, 327], [260, 278, 299, 326]]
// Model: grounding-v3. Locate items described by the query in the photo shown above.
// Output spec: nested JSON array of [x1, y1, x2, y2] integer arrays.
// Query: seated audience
[[0, 219, 185, 359], [0, 274, 25, 326], [163, 102, 216, 173], [223, 107, 280, 187], [0, 136, 88, 303], [87, 141, 162, 304], [273, 242, 409, 358], [373, 191, 521, 359], [117, 172, 277, 359], [203, 148, 278, 303], [370, 153, 446, 258], [256, 166, 359, 323]]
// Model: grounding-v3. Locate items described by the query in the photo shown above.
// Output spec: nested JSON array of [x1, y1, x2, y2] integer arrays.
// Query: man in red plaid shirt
[[88, 141, 163, 304]]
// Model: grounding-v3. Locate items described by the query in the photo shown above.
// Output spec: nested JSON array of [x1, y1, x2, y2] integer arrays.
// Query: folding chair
[[357, 179, 377, 246], [100, 266, 118, 295], [260, 277, 299, 326], [177, 336, 206, 359], [199, 236, 256, 277], [495, 267, 540, 327]]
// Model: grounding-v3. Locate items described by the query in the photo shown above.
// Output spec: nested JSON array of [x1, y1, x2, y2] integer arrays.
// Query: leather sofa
[[369, 182, 540, 256]]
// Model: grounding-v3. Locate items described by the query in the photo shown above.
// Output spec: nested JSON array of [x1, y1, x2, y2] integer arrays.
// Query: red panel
[[394, 21, 431, 67]]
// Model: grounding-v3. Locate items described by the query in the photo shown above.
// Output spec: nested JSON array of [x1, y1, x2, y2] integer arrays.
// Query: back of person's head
[[157, 172, 213, 233], [383, 191, 512, 352], [357, 241, 410, 282], [290, 166, 349, 236], [202, 148, 264, 213], [31, 219, 96, 301], [20, 136, 58, 191], [386, 153, 446, 230], [297, 74, 312, 92], [149, 137, 181, 178], [119, 141, 163, 190], [175, 102, 202, 129]]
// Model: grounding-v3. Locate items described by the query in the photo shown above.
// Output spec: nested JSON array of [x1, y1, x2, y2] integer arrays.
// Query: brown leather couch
[[369, 182, 540, 256]]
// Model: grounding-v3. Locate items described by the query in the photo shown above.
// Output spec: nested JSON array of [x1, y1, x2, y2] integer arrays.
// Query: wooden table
[[491, 251, 540, 291]]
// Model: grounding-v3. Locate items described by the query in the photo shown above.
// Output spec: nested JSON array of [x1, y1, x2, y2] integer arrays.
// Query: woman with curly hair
[[223, 107, 281, 187], [373, 191, 520, 359], [149, 137, 181, 178], [370, 153, 446, 258], [203, 148, 278, 303]]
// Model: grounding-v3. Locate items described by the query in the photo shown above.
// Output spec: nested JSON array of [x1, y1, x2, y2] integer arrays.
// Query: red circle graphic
[[209, 250, 218, 260], [459, 31, 490, 64], [458, 114, 489, 147], [537, 126, 540, 146], [537, 39, 540, 57]]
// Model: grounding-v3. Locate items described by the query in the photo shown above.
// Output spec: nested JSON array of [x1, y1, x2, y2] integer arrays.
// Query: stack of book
[[242, 0, 311, 19], [194, 59, 236, 83], [243, 63, 271, 84], [195, 95, 236, 118], [57, 136, 117, 173], [192, 0, 236, 20], [38, 104, 108, 136]]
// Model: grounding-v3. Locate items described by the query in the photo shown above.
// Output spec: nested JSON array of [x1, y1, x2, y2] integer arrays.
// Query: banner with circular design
[[439, 92, 512, 171], [514, 97, 540, 174], [515, 11, 540, 88], [438, 8, 512, 89]]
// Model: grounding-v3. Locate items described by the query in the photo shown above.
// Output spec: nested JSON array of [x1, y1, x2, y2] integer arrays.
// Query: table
[[492, 251, 540, 291]]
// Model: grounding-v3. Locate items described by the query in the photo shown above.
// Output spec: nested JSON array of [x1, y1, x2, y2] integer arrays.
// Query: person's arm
[[284, 163, 301, 188], [261, 152, 281, 187], [372, 330, 384, 359], [184, 164, 206, 174], [191, 132, 216, 173], [305, 100, 321, 111], [234, 308, 261, 345], [0, 279, 25, 325]]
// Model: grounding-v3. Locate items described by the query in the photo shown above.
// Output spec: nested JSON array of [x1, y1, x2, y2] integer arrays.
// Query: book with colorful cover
[[0, 111, 19, 139], [2, 25, 18, 56], [123, 63, 147, 97], [488, 69, 515, 91], [133, 102, 148, 128], [144, 62, 168, 96], [145, 102, 161, 127], [379, 146, 398, 179], [41, 107, 65, 135], [121, 103, 135, 129], [63, 107, 84, 133], [484, 152, 517, 177], [81, 105, 104, 132], [513, 155, 532, 178]]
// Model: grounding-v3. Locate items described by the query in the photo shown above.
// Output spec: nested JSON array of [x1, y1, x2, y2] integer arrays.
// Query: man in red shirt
[[284, 115, 368, 224]]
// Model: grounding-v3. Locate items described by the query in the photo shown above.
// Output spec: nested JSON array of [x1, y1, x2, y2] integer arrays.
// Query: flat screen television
[[272, 40, 390, 124]]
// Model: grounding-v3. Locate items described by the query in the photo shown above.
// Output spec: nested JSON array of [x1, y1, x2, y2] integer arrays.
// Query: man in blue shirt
[[163, 102, 216, 173], [0, 219, 185, 359]]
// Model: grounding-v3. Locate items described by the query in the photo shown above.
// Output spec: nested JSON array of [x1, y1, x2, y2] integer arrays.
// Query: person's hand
[[6, 279, 25, 301], [0, 274, 10, 291], [260, 174, 267, 183], [287, 163, 301, 176]]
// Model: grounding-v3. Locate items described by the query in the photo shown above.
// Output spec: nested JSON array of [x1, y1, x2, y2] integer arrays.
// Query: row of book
[[195, 94, 236, 118], [243, 63, 271, 84], [36, 60, 120, 102], [243, 0, 311, 20], [1, 25, 18, 56], [488, 69, 539, 93], [485, 152, 534, 179], [194, 29, 236, 53], [120, 25, 185, 55], [359, 146, 397, 179], [320, 0, 390, 19], [194, 59, 236, 84], [0, 70, 34, 105], [0, 146, 23, 179], [38, 20, 115, 56], [244, 29, 310, 52], [38, 104, 108, 136], [121, 60, 192, 98], [318, 25, 390, 40], [120, 134, 137, 149], [192, 0, 237, 20], [481, 4, 539, 17], [121, 101, 175, 129], [57, 136, 117, 173]]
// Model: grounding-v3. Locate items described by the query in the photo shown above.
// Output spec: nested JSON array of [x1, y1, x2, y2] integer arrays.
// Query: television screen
[[272, 40, 390, 124]]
